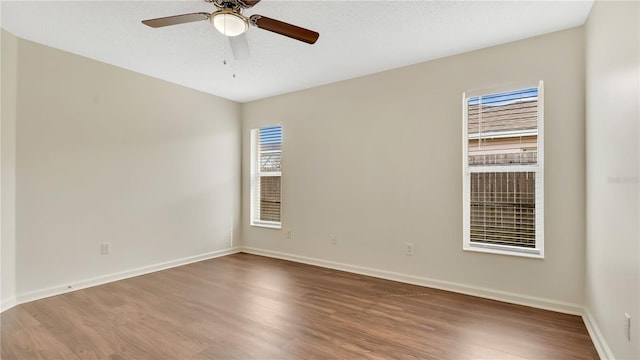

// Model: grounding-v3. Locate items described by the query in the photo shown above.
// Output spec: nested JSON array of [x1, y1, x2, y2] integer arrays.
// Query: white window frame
[[250, 126, 282, 229], [462, 81, 544, 258]]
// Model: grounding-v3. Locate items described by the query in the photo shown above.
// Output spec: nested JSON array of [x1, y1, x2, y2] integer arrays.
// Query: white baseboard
[[3, 245, 610, 358], [4, 245, 586, 318], [582, 308, 615, 360], [242, 247, 584, 316], [1, 296, 17, 313], [14, 247, 242, 306]]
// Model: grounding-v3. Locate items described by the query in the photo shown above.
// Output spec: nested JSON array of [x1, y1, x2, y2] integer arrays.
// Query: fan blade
[[249, 15, 319, 44], [237, 0, 261, 9], [142, 12, 210, 28], [229, 34, 250, 60]]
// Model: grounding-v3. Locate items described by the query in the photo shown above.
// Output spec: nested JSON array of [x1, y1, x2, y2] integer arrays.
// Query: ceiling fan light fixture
[[211, 10, 248, 37]]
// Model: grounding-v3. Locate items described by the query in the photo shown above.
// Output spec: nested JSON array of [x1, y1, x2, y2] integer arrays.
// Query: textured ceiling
[[1, 1, 593, 103]]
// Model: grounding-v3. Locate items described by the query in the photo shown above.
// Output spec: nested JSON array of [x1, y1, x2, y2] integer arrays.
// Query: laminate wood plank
[[1, 253, 599, 359], [1, 326, 82, 360], [20, 298, 111, 359], [0, 306, 41, 332]]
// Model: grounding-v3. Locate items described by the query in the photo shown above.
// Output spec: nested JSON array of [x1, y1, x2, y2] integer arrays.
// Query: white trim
[[462, 81, 544, 258], [242, 247, 583, 315], [250, 128, 259, 223], [468, 129, 538, 140], [258, 171, 281, 177], [464, 81, 541, 99], [250, 125, 283, 228], [1, 297, 17, 313], [466, 164, 540, 174], [15, 247, 241, 306], [464, 243, 542, 258], [1, 245, 608, 358], [583, 308, 615, 360], [250, 221, 282, 229], [536, 80, 545, 258], [462, 91, 470, 254]]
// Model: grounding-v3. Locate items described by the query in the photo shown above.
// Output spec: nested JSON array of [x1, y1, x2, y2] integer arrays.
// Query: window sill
[[463, 244, 543, 259], [251, 221, 281, 229]]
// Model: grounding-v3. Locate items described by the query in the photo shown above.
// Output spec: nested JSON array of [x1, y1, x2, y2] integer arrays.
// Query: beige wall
[[5, 10, 637, 358], [3, 7, 638, 356], [242, 27, 586, 308], [12, 37, 242, 297], [585, 1, 640, 359], [1, 30, 18, 310]]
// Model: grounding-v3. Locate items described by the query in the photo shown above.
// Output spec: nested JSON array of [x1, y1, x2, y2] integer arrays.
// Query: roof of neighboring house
[[468, 100, 538, 135]]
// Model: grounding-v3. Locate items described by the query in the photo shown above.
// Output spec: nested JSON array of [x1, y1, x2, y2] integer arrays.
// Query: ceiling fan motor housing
[[208, 0, 245, 11]]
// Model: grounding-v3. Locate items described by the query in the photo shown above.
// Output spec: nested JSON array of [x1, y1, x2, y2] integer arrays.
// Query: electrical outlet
[[101, 242, 111, 255], [405, 242, 414, 256], [330, 234, 337, 245], [286, 230, 292, 239], [625, 313, 631, 341]]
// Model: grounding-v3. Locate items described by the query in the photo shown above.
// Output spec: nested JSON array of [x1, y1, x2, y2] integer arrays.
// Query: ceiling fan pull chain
[[221, 45, 236, 78], [233, 55, 237, 78], [222, 31, 228, 66]]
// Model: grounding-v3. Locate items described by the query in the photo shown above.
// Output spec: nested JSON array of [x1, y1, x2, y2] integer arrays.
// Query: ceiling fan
[[142, 0, 319, 59]]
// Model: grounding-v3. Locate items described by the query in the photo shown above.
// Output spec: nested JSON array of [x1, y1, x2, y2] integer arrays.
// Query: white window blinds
[[251, 125, 282, 228], [463, 82, 544, 257]]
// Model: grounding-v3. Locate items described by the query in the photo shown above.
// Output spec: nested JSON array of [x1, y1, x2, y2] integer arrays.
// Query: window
[[251, 125, 282, 228], [462, 82, 544, 258]]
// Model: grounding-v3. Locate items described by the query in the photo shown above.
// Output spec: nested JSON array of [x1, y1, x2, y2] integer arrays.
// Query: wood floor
[[1, 253, 598, 359]]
